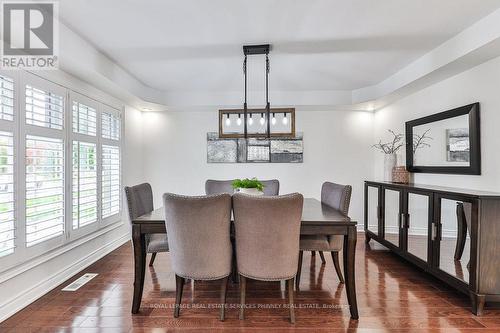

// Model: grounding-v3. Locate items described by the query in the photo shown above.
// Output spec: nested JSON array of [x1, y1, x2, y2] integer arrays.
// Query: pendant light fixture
[[243, 44, 271, 138]]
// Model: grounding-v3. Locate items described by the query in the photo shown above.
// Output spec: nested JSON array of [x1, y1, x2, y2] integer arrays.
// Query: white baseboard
[[0, 233, 130, 323]]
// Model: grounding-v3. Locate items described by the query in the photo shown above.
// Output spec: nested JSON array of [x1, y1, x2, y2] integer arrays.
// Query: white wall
[[141, 109, 374, 225], [0, 99, 144, 322]]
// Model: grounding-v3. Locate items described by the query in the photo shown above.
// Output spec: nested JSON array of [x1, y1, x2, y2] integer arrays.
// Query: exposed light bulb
[[259, 113, 265, 125], [271, 113, 276, 126], [225, 117, 231, 126], [236, 116, 242, 126], [282, 114, 288, 125], [248, 117, 253, 126]]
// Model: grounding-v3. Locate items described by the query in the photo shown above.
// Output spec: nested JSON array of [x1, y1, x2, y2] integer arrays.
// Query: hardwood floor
[[1, 233, 499, 332]]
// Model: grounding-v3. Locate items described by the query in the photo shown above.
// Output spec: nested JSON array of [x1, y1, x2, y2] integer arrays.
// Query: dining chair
[[233, 193, 303, 323], [163, 193, 232, 321], [296, 182, 352, 289], [124, 183, 169, 266], [205, 179, 280, 196]]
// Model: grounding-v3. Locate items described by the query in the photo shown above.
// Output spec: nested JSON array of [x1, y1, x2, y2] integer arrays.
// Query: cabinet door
[[435, 195, 473, 284], [383, 188, 403, 248], [365, 184, 380, 236], [406, 191, 432, 263]]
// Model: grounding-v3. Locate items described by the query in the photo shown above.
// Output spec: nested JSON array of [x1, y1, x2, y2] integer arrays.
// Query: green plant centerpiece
[[232, 178, 265, 196]]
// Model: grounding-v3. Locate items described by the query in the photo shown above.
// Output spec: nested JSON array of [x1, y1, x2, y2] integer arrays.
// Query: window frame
[[21, 72, 68, 257]]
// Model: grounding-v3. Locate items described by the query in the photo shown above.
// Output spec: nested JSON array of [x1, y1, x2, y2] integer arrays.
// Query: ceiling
[[59, 0, 500, 94]]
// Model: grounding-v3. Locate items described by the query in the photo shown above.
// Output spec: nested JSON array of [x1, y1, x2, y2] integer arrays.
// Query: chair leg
[[311, 251, 316, 257], [296, 251, 303, 290], [219, 276, 229, 321], [319, 251, 326, 264], [149, 252, 157, 267], [174, 274, 185, 318], [239, 275, 246, 320], [331, 251, 344, 283], [287, 278, 295, 324]]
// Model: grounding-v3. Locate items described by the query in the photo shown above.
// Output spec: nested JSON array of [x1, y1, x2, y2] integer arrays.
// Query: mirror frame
[[405, 103, 480, 175]]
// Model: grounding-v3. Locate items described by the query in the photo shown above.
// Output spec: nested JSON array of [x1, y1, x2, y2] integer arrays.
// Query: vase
[[236, 188, 264, 196], [384, 154, 397, 181]]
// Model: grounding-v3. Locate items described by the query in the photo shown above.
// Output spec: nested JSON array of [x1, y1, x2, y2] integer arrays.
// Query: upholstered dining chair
[[233, 193, 303, 323], [205, 179, 280, 196], [163, 193, 232, 321], [124, 183, 169, 266], [296, 182, 352, 289]]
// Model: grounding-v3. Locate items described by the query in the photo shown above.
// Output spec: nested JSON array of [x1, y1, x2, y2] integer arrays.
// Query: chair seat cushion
[[147, 234, 169, 252], [300, 235, 330, 251]]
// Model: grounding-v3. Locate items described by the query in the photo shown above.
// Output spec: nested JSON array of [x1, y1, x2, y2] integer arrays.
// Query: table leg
[[132, 224, 146, 314], [343, 226, 358, 319]]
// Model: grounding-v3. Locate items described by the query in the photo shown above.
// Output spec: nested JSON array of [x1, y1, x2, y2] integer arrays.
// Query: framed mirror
[[405, 103, 480, 175], [219, 108, 295, 138]]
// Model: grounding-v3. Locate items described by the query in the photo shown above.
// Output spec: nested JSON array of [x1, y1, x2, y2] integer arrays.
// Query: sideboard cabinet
[[364, 181, 500, 315]]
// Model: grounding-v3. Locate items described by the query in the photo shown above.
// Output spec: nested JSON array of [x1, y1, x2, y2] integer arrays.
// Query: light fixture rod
[[242, 44, 271, 139]]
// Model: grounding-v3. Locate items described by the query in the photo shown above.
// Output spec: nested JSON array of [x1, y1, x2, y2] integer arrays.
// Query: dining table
[[131, 197, 359, 319]]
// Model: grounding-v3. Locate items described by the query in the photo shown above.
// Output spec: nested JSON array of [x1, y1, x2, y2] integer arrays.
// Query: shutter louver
[[72, 141, 97, 229], [25, 85, 64, 130], [0, 75, 14, 121], [101, 112, 120, 140], [101, 145, 120, 218], [72, 101, 97, 136], [26, 135, 64, 247], [0, 131, 14, 257]]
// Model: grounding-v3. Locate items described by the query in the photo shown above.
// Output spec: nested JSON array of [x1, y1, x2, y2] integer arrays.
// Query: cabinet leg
[[470, 292, 486, 316], [365, 233, 371, 244]]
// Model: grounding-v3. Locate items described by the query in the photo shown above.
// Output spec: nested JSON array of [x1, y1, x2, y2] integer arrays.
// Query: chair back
[[205, 179, 234, 195], [205, 179, 280, 196], [163, 193, 232, 280], [261, 179, 280, 196], [321, 182, 352, 215], [233, 193, 303, 281], [125, 183, 154, 220]]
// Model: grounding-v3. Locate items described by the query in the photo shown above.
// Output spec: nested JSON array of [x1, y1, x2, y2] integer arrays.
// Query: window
[[101, 145, 120, 218], [73, 101, 97, 136], [72, 141, 97, 229], [26, 135, 64, 247], [25, 85, 64, 129], [0, 75, 14, 121], [0, 72, 123, 271], [101, 111, 120, 140], [0, 131, 14, 257]]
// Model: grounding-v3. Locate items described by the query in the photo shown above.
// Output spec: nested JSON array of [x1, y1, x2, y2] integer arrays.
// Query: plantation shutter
[[0, 75, 14, 121], [73, 101, 97, 136], [101, 111, 120, 140], [25, 85, 64, 129], [72, 141, 97, 229], [25, 135, 64, 247], [101, 144, 120, 218], [0, 131, 14, 257]]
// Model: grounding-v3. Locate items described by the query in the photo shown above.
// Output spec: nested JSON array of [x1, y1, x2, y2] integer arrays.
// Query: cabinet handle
[[431, 222, 437, 240], [400, 213, 405, 229]]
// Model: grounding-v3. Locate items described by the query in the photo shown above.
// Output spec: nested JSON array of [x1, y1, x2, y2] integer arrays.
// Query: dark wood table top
[[133, 198, 356, 226]]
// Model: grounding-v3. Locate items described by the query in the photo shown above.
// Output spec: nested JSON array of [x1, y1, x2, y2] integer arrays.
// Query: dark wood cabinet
[[364, 181, 500, 315]]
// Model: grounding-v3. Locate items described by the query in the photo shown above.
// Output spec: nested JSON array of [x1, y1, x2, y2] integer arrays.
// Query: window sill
[[0, 220, 125, 283]]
